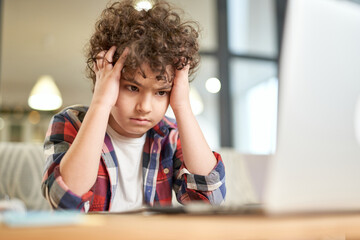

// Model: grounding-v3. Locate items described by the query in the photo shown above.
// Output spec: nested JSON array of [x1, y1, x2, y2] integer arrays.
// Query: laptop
[[265, 0, 360, 214]]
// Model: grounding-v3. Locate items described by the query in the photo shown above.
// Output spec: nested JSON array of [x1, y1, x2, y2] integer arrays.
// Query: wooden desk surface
[[2, 212, 360, 240]]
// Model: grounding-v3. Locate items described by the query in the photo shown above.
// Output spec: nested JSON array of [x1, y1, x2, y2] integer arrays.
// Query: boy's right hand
[[91, 46, 129, 109]]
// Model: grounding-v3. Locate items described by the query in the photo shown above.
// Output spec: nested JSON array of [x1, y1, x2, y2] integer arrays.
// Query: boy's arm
[[58, 103, 110, 196], [42, 107, 101, 210], [58, 47, 128, 196], [170, 66, 217, 176]]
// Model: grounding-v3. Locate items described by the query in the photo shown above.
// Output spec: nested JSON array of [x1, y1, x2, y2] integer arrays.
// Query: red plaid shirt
[[41, 105, 226, 211]]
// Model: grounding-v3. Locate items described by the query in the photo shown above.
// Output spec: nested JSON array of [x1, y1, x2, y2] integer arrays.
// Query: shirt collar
[[152, 116, 177, 137]]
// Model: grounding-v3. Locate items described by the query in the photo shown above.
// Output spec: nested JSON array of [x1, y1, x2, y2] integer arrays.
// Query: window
[[227, 0, 279, 154], [228, 0, 277, 57], [230, 59, 278, 154]]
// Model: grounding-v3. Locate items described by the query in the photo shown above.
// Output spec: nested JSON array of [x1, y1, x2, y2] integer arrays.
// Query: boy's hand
[[170, 65, 218, 176], [170, 65, 192, 114], [92, 46, 129, 109]]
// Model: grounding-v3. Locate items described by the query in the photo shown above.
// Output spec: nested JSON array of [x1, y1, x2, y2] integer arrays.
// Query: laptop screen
[[265, 0, 360, 214]]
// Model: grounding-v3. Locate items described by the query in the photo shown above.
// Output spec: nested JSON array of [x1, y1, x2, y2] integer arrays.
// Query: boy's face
[[109, 63, 173, 138]]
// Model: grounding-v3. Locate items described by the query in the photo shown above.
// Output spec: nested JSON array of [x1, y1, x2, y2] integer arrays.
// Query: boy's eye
[[157, 91, 168, 96], [127, 85, 139, 92]]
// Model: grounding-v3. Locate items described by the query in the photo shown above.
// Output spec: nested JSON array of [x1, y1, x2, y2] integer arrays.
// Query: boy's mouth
[[130, 118, 151, 125]]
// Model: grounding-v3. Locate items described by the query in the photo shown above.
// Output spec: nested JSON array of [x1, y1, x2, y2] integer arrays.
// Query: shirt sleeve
[[172, 136, 226, 205], [41, 109, 93, 211]]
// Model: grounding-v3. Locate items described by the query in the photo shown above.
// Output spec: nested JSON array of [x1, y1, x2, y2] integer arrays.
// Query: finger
[[174, 64, 190, 84], [103, 46, 117, 69], [93, 61, 99, 73], [96, 51, 106, 69], [113, 47, 130, 73]]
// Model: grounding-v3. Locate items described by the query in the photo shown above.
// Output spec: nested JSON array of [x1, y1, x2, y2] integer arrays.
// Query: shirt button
[[163, 168, 169, 174]]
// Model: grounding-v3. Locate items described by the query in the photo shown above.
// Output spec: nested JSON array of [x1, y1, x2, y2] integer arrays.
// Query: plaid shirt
[[41, 105, 226, 211]]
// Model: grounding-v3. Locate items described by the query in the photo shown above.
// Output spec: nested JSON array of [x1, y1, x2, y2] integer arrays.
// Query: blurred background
[[0, 0, 283, 154], [2, 0, 360, 210]]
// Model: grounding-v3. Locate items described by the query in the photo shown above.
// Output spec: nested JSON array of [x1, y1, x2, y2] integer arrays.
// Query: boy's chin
[[125, 127, 151, 138]]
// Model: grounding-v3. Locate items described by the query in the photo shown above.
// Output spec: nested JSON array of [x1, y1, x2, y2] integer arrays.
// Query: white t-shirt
[[106, 125, 146, 212]]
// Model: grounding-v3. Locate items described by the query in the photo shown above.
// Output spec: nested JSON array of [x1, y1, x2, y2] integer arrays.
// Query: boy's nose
[[136, 96, 152, 113]]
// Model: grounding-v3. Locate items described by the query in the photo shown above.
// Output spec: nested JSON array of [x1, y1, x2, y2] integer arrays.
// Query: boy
[[41, 0, 226, 212]]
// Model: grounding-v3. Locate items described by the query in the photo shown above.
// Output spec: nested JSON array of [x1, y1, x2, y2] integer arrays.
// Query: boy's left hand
[[170, 65, 191, 114]]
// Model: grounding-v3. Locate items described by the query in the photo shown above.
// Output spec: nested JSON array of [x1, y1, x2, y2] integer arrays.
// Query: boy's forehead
[[123, 63, 174, 84]]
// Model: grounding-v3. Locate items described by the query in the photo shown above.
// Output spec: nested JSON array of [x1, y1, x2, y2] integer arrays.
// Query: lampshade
[[28, 75, 63, 111]]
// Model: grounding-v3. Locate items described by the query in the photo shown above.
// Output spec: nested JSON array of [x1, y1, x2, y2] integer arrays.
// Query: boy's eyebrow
[[157, 85, 173, 91], [123, 78, 144, 88], [123, 78, 172, 90]]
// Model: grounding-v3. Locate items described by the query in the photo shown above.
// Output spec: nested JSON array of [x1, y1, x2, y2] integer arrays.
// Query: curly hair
[[85, 0, 200, 86]]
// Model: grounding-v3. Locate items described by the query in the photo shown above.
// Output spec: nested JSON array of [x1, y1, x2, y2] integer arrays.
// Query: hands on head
[[91, 46, 129, 108], [92, 46, 191, 114], [170, 65, 191, 113]]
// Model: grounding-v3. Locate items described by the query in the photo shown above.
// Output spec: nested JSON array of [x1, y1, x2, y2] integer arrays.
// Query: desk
[[2, 213, 360, 240]]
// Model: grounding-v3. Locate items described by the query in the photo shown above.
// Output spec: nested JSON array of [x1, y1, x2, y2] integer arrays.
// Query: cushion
[[0, 142, 50, 210]]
